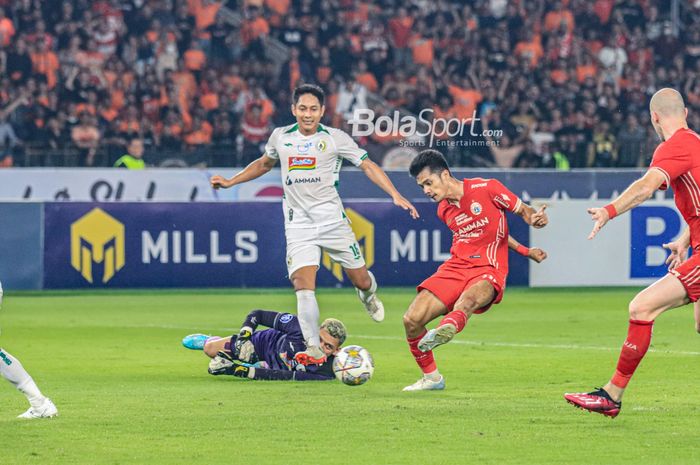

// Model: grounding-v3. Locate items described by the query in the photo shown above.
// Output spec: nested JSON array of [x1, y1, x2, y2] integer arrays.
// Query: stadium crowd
[[0, 0, 697, 168]]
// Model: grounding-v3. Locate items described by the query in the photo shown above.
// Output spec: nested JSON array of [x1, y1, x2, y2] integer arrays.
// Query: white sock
[[424, 369, 441, 382], [0, 349, 46, 408], [296, 290, 320, 347], [357, 271, 378, 302]]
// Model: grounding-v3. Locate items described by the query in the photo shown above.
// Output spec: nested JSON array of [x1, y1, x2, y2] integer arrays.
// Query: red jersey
[[649, 128, 700, 249], [437, 178, 522, 273]]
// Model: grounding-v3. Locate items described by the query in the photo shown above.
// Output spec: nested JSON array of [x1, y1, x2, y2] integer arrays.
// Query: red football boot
[[294, 345, 327, 366], [564, 388, 622, 418]]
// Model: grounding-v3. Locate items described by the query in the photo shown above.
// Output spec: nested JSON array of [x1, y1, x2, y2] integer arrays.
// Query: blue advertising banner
[[43, 202, 530, 289], [0, 203, 43, 290]]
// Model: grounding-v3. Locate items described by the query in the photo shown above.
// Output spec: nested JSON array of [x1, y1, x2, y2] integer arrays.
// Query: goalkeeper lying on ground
[[182, 309, 346, 381]]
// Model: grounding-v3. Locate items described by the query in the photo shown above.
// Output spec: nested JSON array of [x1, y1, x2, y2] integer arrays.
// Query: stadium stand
[[0, 0, 696, 168]]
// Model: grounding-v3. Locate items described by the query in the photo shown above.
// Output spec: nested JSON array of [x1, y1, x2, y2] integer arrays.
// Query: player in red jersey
[[402, 150, 548, 391], [565, 88, 700, 418]]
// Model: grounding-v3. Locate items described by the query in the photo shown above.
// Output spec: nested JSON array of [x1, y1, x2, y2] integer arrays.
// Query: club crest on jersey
[[297, 141, 314, 153], [470, 201, 483, 215], [289, 156, 316, 171], [280, 314, 294, 323], [317, 140, 327, 152]]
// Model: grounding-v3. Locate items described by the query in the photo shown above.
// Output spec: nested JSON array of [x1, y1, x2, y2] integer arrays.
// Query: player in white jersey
[[0, 280, 57, 418], [211, 84, 418, 365]]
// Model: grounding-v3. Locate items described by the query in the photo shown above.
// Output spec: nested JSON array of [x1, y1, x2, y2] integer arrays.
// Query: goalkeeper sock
[[0, 349, 46, 408], [357, 271, 378, 301], [296, 289, 320, 347]]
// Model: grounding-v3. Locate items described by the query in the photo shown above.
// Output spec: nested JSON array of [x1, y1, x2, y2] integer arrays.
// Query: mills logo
[[322, 208, 374, 282], [288, 156, 316, 171], [70, 208, 125, 284]]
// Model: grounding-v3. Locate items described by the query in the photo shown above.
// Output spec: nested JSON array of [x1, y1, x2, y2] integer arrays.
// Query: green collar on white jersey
[[284, 123, 331, 135]]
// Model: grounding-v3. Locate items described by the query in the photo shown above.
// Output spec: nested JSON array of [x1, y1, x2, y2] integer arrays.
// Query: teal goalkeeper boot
[[182, 334, 210, 350]]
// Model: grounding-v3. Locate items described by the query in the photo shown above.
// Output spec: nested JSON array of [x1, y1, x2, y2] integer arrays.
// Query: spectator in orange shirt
[[447, 75, 482, 121], [576, 53, 598, 83], [70, 113, 100, 166], [354, 60, 378, 93], [0, 8, 15, 47], [184, 40, 207, 82], [409, 22, 434, 67], [388, 7, 413, 67], [30, 39, 60, 89], [544, 1, 575, 34], [241, 6, 270, 48], [184, 115, 213, 147], [265, 0, 291, 16], [194, 0, 222, 39], [514, 29, 544, 68]]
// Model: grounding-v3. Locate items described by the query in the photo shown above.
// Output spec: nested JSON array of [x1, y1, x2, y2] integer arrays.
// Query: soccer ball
[[332, 345, 374, 386]]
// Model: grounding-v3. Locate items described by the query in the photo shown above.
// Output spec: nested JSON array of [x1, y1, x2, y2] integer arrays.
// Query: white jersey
[[265, 123, 368, 228]]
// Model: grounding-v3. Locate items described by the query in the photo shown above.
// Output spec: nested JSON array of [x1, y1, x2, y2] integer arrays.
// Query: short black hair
[[293, 83, 325, 106], [409, 149, 450, 177]]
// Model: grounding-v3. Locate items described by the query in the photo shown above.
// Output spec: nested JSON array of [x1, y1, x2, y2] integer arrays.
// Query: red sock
[[440, 310, 468, 333], [407, 330, 437, 374], [611, 319, 654, 388]]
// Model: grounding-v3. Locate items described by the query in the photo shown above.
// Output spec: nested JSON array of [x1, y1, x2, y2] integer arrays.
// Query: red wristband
[[516, 244, 530, 257], [604, 204, 618, 219]]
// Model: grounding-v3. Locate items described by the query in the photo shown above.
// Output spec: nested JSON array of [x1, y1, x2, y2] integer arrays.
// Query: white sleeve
[[334, 129, 368, 167], [264, 128, 281, 159]]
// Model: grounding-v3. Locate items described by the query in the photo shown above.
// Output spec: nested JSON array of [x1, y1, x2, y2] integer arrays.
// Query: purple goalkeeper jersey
[[249, 311, 334, 379]]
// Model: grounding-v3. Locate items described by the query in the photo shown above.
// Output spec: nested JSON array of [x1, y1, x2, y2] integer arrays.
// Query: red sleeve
[[649, 140, 691, 190], [487, 179, 522, 212], [436, 201, 447, 223]]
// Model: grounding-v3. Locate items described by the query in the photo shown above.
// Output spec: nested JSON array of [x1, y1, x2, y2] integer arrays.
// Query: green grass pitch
[[1, 287, 699, 465]]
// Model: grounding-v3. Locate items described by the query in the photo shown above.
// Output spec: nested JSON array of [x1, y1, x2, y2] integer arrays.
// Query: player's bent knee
[[628, 298, 655, 321], [402, 312, 419, 331], [203, 341, 218, 358]]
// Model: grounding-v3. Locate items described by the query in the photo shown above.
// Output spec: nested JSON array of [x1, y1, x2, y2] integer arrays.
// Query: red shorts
[[670, 253, 700, 302], [417, 259, 506, 313]]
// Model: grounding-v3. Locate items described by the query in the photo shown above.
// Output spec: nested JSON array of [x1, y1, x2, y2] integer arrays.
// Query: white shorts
[[285, 221, 365, 276]]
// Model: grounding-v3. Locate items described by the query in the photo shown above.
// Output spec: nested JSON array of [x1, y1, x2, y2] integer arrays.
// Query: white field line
[[351, 334, 700, 357], [111, 323, 700, 357]]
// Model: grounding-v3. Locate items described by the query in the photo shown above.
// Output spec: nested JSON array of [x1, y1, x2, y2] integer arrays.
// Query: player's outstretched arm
[[663, 227, 690, 271], [210, 154, 277, 189], [515, 203, 548, 229], [508, 235, 548, 263], [587, 169, 666, 240], [359, 158, 419, 219]]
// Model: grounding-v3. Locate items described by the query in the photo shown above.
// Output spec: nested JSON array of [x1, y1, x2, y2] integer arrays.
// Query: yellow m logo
[[70, 208, 125, 283], [322, 208, 374, 282]]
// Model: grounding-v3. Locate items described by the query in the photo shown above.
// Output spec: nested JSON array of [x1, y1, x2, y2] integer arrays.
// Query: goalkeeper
[[182, 310, 346, 381]]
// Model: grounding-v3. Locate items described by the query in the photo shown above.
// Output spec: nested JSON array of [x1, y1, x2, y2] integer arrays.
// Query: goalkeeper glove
[[233, 326, 257, 363], [209, 351, 255, 378]]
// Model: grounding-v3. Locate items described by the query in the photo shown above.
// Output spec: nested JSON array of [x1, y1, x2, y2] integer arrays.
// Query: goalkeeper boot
[[357, 290, 385, 322], [564, 387, 621, 418], [418, 324, 457, 352], [402, 375, 445, 392], [18, 398, 58, 419], [182, 333, 210, 350], [294, 345, 326, 366]]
